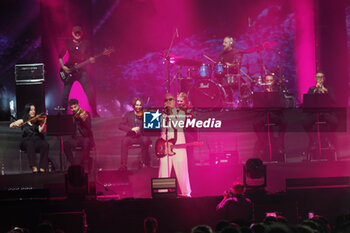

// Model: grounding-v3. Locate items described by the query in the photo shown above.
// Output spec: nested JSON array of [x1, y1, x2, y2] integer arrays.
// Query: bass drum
[[189, 80, 227, 108]]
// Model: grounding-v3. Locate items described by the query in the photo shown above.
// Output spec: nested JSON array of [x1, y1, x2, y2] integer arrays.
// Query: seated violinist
[[9, 103, 49, 173], [63, 99, 95, 169], [118, 97, 151, 171]]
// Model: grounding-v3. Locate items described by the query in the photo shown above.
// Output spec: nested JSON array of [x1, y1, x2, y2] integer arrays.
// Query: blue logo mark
[[143, 110, 161, 129]]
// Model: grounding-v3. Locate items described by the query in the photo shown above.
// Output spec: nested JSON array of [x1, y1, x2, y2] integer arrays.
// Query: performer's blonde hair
[[177, 92, 189, 102]]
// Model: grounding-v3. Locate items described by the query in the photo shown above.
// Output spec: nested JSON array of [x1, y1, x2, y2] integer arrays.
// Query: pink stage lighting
[[294, 0, 316, 102]]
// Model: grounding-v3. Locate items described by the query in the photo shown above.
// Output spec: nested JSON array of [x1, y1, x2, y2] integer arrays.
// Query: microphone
[[176, 28, 179, 38], [248, 17, 251, 27]]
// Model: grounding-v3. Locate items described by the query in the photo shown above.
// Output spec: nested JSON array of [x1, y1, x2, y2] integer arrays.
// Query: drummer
[[218, 37, 242, 74]]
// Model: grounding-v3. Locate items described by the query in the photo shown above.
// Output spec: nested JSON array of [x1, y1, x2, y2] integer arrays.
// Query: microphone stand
[[162, 108, 171, 178], [164, 29, 179, 93], [53, 105, 68, 171], [165, 114, 170, 177]]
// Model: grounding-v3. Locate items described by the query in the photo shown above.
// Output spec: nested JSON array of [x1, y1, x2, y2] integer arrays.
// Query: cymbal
[[242, 41, 277, 53], [174, 58, 201, 66], [159, 52, 182, 59]]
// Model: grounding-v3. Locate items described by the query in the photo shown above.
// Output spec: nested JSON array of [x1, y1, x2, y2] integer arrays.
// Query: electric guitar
[[155, 138, 203, 158], [59, 48, 114, 83]]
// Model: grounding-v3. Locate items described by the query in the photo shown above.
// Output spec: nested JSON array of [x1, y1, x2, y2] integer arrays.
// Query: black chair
[[127, 143, 152, 168], [67, 144, 97, 173], [19, 149, 55, 173]]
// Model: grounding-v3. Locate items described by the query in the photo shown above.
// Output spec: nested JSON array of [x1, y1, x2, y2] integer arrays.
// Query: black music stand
[[302, 94, 334, 160], [302, 94, 332, 108], [252, 92, 285, 161], [252, 92, 284, 108], [47, 115, 74, 171]]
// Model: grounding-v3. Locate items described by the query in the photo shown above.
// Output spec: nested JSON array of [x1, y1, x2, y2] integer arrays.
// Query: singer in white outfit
[[158, 93, 192, 197]]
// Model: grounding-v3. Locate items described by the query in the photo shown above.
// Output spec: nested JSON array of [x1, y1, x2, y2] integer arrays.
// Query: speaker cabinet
[[16, 83, 45, 118], [0, 173, 66, 199]]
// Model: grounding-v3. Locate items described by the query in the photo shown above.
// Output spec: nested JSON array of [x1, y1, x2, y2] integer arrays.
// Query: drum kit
[[162, 41, 282, 109], [168, 57, 245, 108], [169, 59, 243, 108]]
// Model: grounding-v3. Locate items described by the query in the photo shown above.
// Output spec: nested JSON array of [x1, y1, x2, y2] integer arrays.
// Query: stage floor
[[1, 118, 350, 233], [1, 116, 350, 198]]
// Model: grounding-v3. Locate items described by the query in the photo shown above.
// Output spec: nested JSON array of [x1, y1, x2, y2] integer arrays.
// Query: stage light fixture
[[243, 158, 266, 188], [65, 165, 88, 198]]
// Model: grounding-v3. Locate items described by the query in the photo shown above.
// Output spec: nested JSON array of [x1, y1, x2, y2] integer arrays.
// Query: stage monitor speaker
[[16, 83, 45, 119], [65, 165, 89, 199], [151, 177, 177, 198], [0, 173, 66, 200]]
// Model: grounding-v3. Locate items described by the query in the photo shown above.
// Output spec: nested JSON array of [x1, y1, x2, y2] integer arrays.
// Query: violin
[[135, 110, 143, 119], [75, 108, 89, 121], [10, 112, 46, 128], [30, 114, 47, 124]]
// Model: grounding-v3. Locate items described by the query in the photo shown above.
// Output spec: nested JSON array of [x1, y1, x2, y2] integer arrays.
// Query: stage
[[2, 114, 350, 232], [1, 0, 350, 232], [1, 114, 350, 198]]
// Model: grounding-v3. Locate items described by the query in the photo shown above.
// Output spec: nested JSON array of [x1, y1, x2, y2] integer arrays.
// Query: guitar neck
[[173, 142, 198, 148], [74, 52, 104, 69]]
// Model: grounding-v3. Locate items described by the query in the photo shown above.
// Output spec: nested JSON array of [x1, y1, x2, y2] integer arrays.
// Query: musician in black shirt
[[58, 25, 99, 117], [218, 37, 242, 74], [303, 72, 337, 159], [118, 97, 151, 171], [9, 104, 49, 173], [63, 99, 95, 169]]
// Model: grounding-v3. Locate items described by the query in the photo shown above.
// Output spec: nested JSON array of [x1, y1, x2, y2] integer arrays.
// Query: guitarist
[[158, 93, 192, 197], [58, 25, 99, 117], [118, 97, 151, 171]]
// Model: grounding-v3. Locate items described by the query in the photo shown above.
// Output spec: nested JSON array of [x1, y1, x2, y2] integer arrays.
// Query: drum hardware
[[203, 54, 216, 64], [161, 54, 201, 94], [187, 67, 197, 78], [239, 69, 254, 91], [170, 56, 202, 94], [214, 62, 224, 76], [172, 38, 280, 108], [188, 80, 227, 108], [198, 63, 211, 79], [242, 41, 277, 54], [161, 28, 181, 92], [224, 74, 241, 86], [174, 57, 201, 67], [213, 62, 233, 80], [178, 76, 194, 94]]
